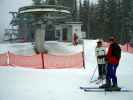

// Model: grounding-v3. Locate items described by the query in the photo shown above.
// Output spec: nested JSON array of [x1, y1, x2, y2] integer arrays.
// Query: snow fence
[[103, 42, 133, 53], [121, 43, 133, 53], [0, 53, 8, 66], [0, 52, 84, 69], [44, 53, 84, 69], [9, 53, 43, 69]]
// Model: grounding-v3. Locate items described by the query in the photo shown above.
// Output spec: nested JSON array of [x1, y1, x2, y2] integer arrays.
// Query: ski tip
[[80, 87, 85, 89]]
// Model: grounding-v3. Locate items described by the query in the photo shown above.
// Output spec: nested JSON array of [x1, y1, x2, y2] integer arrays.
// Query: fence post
[[41, 53, 45, 69], [82, 40, 85, 69], [7, 51, 10, 66]]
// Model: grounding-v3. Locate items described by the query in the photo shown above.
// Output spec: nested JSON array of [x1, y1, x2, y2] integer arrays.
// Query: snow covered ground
[[0, 40, 133, 100], [0, 41, 82, 55]]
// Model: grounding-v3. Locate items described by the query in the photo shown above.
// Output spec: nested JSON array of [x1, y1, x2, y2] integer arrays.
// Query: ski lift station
[[8, 0, 84, 53]]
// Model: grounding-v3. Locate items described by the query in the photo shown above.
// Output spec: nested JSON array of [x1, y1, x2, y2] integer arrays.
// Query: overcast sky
[[0, 0, 97, 41]]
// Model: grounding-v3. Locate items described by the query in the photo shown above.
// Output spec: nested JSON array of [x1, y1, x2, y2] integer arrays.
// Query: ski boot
[[99, 80, 111, 89], [105, 84, 121, 91]]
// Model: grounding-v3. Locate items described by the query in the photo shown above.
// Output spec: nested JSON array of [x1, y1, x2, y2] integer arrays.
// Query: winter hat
[[97, 40, 102, 44]]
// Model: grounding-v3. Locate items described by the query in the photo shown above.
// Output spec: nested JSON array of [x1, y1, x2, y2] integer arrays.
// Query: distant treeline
[[80, 0, 133, 43]]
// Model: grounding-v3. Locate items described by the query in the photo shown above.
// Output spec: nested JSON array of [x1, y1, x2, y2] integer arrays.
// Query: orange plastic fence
[[103, 42, 133, 53], [9, 53, 43, 69], [0, 52, 84, 69], [44, 52, 83, 69], [121, 43, 133, 53], [0, 53, 8, 66]]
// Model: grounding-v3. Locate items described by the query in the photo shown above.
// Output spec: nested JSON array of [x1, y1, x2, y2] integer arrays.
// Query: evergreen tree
[[128, 0, 133, 43], [115, 0, 123, 41], [95, 0, 108, 38], [95, 0, 121, 40], [121, 0, 132, 43], [89, 4, 97, 38], [80, 0, 90, 38], [79, 0, 133, 43], [106, 0, 117, 35]]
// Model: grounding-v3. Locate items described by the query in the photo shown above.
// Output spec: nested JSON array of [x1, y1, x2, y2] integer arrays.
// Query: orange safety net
[[0, 53, 8, 66], [103, 42, 133, 53], [44, 52, 84, 69], [9, 52, 43, 69], [0, 52, 84, 69], [121, 43, 133, 53]]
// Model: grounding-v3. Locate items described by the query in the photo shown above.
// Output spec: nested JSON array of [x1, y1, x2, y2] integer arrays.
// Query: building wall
[[67, 25, 72, 42], [55, 25, 63, 41]]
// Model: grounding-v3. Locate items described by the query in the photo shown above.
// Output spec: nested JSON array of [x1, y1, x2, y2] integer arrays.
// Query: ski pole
[[90, 65, 98, 81]]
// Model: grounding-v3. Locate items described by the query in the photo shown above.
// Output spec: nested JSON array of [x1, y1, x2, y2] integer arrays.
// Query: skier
[[73, 33, 78, 45], [95, 40, 106, 81], [99, 36, 121, 91]]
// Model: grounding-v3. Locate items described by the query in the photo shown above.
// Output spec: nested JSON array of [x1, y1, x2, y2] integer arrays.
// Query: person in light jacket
[[95, 40, 106, 80]]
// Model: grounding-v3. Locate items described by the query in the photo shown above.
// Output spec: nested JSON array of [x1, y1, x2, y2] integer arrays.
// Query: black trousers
[[98, 64, 106, 78]]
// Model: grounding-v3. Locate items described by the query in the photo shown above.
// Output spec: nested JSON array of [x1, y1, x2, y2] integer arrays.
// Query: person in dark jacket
[[99, 36, 121, 91], [73, 33, 78, 45]]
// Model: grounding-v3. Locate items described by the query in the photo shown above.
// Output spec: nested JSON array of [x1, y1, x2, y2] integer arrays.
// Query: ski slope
[[0, 40, 133, 100]]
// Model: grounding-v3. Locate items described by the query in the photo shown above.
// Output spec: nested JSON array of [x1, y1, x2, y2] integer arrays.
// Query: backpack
[[111, 43, 121, 58]]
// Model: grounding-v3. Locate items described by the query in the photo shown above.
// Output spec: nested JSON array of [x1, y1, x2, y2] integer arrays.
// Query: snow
[[0, 42, 35, 55], [0, 41, 83, 55], [0, 40, 133, 100]]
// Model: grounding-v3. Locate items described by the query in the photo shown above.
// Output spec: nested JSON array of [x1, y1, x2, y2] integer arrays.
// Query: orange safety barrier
[[121, 43, 133, 53], [44, 52, 84, 69], [0, 53, 8, 66], [0, 52, 84, 69], [9, 52, 43, 69], [103, 42, 133, 54]]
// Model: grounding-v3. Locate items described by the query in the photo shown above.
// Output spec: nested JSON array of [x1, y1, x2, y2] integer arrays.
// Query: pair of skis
[[80, 86, 130, 92], [80, 79, 130, 92]]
